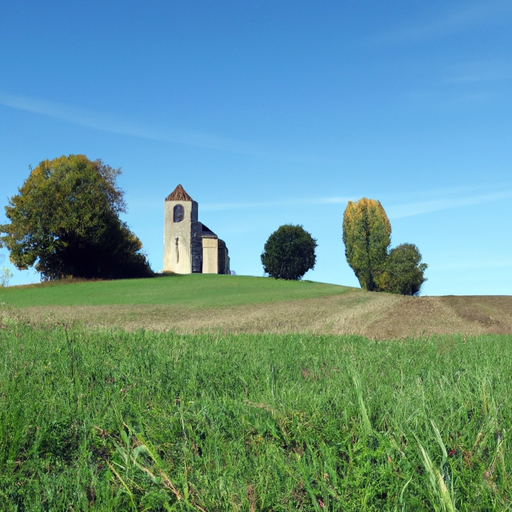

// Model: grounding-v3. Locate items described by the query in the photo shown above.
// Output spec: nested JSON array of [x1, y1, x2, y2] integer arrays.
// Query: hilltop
[[1, 274, 511, 339]]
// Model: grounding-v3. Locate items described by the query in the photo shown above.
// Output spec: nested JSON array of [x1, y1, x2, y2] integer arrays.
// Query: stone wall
[[202, 237, 219, 274], [218, 239, 230, 275], [191, 221, 203, 273]]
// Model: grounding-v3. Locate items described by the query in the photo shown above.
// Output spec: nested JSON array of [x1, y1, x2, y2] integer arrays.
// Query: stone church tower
[[163, 185, 230, 274]]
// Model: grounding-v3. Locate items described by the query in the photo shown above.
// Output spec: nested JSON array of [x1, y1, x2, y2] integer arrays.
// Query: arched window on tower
[[173, 204, 184, 222]]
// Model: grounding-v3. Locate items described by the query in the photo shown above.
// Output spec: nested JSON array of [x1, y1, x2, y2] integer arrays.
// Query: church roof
[[201, 223, 218, 239], [165, 184, 193, 202]]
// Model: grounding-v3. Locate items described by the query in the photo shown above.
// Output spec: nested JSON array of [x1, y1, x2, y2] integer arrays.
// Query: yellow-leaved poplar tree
[[342, 198, 391, 291]]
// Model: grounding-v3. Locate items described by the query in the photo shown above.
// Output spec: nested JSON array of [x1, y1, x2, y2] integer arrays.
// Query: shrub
[[377, 243, 427, 295]]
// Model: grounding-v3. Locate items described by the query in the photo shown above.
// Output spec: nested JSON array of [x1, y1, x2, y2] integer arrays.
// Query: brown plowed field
[[17, 292, 512, 339]]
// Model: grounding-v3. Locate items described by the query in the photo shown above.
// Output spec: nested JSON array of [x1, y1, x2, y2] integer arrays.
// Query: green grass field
[[1, 324, 511, 511], [1, 276, 511, 510], [0, 274, 353, 308]]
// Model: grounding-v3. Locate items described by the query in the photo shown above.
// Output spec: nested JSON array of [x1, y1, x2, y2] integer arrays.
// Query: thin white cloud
[[442, 59, 511, 85], [202, 196, 351, 212], [0, 92, 269, 157], [436, 259, 512, 271], [387, 189, 512, 219], [201, 184, 512, 218], [376, 1, 512, 44], [385, 181, 512, 202], [0, 92, 340, 164]]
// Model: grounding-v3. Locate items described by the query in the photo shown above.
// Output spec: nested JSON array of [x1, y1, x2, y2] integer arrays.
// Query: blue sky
[[1, 0, 511, 295]]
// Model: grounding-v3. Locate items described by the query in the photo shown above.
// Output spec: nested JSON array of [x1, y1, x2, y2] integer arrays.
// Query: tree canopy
[[0, 155, 152, 281], [376, 243, 428, 296], [261, 224, 317, 280], [343, 198, 427, 295], [342, 198, 391, 291]]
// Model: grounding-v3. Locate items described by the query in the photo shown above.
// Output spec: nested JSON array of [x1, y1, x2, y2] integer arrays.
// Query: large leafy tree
[[0, 155, 152, 281], [342, 198, 391, 291], [376, 243, 428, 296], [261, 224, 317, 280]]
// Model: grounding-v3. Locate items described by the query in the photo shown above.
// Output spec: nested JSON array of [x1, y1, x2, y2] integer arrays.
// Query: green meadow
[[0, 275, 352, 309], [0, 277, 511, 510]]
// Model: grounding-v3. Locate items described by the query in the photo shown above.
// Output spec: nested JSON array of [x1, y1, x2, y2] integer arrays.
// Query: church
[[163, 185, 230, 274]]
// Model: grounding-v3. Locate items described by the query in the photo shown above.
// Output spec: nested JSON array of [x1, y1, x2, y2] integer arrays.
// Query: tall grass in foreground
[[0, 325, 511, 511]]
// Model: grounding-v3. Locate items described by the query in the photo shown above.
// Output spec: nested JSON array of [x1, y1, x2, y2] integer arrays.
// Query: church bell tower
[[163, 185, 202, 273]]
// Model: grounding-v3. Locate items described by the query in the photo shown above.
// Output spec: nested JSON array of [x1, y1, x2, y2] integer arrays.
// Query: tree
[[0, 155, 152, 281], [376, 243, 427, 295], [261, 224, 317, 280], [342, 198, 391, 291], [0, 267, 13, 287]]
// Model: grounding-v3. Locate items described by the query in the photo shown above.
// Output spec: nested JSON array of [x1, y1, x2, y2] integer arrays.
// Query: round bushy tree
[[342, 198, 391, 291], [0, 155, 152, 281], [261, 224, 317, 280], [377, 243, 427, 295]]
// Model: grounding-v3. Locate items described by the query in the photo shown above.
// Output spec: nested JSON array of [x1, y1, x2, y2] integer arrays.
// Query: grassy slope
[[2, 278, 512, 509], [1, 274, 511, 338], [0, 274, 353, 308]]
